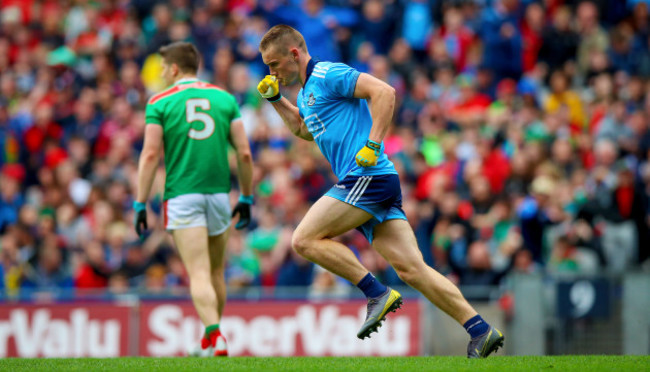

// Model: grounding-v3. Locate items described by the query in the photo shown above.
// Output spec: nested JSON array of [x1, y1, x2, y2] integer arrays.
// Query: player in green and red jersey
[[134, 42, 254, 357]]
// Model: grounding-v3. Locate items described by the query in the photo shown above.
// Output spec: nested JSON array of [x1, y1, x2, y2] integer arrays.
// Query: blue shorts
[[324, 173, 407, 242]]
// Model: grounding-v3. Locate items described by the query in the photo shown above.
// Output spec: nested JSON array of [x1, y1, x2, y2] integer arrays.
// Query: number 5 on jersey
[[186, 98, 214, 140]]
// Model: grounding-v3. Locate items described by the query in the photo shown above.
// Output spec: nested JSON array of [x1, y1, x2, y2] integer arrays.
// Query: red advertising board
[[0, 303, 132, 357], [0, 300, 421, 357], [139, 300, 421, 357]]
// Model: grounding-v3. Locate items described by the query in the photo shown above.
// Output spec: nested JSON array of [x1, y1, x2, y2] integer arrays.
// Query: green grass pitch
[[0, 356, 648, 372]]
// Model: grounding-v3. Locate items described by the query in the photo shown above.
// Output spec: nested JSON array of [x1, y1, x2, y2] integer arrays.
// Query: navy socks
[[464, 314, 489, 338], [356, 273, 388, 298]]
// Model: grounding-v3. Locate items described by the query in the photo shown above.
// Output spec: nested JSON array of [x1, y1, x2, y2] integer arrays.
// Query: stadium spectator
[[539, 6, 578, 74], [576, 1, 609, 76], [74, 239, 110, 289], [520, 2, 544, 74], [545, 70, 586, 132], [479, 0, 522, 80], [401, 0, 434, 58], [358, 0, 396, 56]]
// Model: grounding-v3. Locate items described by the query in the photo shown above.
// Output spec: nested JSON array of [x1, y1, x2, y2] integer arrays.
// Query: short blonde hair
[[259, 25, 307, 54]]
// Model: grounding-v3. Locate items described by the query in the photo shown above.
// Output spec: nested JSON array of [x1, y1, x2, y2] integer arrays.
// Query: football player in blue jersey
[[257, 25, 504, 358]]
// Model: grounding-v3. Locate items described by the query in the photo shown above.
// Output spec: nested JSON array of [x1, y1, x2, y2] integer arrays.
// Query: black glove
[[232, 195, 253, 230], [133, 201, 148, 238]]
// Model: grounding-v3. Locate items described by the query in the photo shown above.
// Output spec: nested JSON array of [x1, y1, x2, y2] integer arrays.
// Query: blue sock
[[464, 314, 489, 338], [356, 273, 388, 298]]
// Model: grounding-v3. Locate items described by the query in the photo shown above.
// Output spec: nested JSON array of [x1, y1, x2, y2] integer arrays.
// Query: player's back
[[145, 78, 241, 200]]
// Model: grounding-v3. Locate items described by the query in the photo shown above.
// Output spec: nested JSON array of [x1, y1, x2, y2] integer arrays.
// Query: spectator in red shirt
[[520, 2, 545, 73], [434, 6, 475, 72], [449, 73, 492, 126], [75, 240, 110, 289]]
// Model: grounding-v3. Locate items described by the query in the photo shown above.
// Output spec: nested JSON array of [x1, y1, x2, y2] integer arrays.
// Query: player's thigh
[[208, 229, 229, 272], [294, 195, 374, 241], [165, 194, 207, 231], [205, 193, 231, 237], [172, 226, 211, 279], [372, 219, 425, 272]]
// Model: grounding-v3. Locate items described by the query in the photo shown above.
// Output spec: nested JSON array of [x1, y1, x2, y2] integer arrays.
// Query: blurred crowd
[[1, 0, 650, 298]]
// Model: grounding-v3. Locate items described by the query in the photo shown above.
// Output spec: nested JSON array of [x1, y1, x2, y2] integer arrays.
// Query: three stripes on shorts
[[344, 176, 373, 206]]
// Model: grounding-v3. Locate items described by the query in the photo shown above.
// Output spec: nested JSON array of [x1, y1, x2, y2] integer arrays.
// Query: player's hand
[[232, 195, 253, 230], [355, 140, 381, 167], [133, 201, 148, 239], [257, 75, 281, 101]]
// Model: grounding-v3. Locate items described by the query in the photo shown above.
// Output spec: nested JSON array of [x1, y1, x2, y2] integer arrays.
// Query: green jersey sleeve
[[145, 101, 163, 126], [229, 95, 242, 123]]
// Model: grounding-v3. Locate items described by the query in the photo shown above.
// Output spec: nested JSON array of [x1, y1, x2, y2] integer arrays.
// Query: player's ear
[[290, 48, 299, 62]]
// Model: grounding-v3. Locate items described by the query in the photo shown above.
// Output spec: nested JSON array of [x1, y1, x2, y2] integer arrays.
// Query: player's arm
[[229, 118, 255, 229], [229, 119, 253, 197], [134, 123, 163, 237], [353, 73, 396, 167], [271, 97, 314, 141], [257, 75, 313, 141], [136, 124, 163, 202]]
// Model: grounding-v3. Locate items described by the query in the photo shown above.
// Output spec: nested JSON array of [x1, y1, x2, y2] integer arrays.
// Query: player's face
[[261, 46, 300, 86]]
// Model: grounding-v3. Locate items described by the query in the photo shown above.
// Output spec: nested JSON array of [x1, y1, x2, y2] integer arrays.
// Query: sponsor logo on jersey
[[334, 184, 346, 190]]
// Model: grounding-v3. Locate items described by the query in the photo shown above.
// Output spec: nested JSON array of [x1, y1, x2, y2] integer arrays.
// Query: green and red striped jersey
[[145, 78, 241, 200]]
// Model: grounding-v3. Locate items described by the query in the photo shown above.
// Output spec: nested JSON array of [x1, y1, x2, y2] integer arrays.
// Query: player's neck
[[299, 54, 312, 87], [173, 73, 198, 85]]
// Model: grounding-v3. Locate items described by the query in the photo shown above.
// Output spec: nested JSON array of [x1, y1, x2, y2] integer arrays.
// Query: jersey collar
[[303, 59, 317, 87], [174, 77, 199, 86]]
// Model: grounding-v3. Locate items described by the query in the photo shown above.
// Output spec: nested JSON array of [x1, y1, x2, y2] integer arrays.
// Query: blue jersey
[[297, 60, 397, 181]]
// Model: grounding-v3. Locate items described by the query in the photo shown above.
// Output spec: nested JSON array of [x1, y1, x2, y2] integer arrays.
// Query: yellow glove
[[257, 75, 281, 102], [355, 140, 381, 167]]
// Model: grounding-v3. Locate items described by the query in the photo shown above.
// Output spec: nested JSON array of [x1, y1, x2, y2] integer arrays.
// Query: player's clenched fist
[[355, 140, 381, 167], [257, 75, 281, 102]]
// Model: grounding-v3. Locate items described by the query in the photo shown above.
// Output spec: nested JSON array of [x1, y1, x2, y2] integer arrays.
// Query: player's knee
[[188, 269, 212, 286], [393, 262, 421, 285], [188, 275, 215, 299], [291, 232, 312, 257]]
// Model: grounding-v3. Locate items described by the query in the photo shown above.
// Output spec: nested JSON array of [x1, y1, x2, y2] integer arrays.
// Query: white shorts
[[163, 193, 231, 236]]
